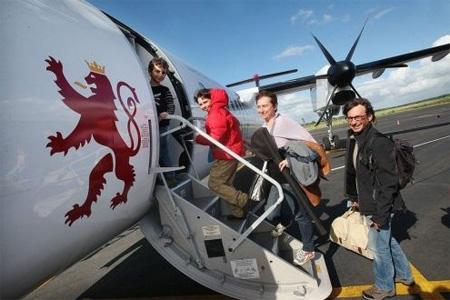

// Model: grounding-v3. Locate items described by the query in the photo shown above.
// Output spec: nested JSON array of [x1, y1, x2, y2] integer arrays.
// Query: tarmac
[[25, 103, 450, 300]]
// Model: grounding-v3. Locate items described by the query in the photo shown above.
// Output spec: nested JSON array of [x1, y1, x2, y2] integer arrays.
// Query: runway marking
[[329, 264, 450, 299], [331, 165, 345, 171], [413, 135, 450, 148]]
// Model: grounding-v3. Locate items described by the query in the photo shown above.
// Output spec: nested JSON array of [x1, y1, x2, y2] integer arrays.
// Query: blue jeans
[[265, 183, 314, 251], [366, 214, 413, 291], [159, 125, 175, 180]]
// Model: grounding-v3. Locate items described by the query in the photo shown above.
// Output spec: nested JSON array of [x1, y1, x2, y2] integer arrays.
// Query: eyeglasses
[[345, 114, 367, 122]]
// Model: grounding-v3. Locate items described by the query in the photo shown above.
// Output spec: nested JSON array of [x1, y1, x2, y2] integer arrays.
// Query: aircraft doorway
[[116, 21, 194, 178]]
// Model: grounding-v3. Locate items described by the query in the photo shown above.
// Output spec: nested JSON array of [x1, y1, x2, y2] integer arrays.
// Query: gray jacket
[[282, 140, 319, 186]]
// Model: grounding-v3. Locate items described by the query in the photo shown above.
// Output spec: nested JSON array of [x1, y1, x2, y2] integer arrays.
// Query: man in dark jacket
[[343, 98, 414, 300]]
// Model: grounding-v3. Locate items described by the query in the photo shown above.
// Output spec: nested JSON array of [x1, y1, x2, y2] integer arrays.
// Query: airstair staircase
[[140, 115, 332, 300]]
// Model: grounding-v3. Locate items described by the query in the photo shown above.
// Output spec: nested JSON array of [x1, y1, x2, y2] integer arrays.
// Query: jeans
[[366, 214, 413, 291], [159, 125, 175, 180], [265, 183, 314, 251]]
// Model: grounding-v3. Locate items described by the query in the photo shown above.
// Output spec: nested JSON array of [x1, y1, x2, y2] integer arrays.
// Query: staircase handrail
[[165, 114, 284, 252]]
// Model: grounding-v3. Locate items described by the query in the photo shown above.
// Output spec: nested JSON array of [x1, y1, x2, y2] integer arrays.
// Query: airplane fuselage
[[0, 1, 260, 298]]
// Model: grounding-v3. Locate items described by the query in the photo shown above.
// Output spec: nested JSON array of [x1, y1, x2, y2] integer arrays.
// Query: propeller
[[226, 69, 298, 88], [313, 19, 368, 125]]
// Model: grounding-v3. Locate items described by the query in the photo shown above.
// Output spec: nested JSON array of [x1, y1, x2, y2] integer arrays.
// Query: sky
[[88, 0, 450, 123]]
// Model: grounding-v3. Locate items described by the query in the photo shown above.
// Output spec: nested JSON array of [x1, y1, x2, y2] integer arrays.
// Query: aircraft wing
[[259, 43, 450, 95], [356, 43, 450, 78]]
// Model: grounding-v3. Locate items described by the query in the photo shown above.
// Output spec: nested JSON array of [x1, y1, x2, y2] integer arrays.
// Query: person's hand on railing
[[279, 159, 289, 171]]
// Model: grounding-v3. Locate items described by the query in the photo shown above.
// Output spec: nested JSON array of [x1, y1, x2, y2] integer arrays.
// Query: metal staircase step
[[190, 196, 220, 212], [170, 175, 221, 216], [249, 231, 280, 255]]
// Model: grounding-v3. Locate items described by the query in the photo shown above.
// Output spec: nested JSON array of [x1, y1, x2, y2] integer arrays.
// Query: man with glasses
[[342, 98, 414, 300]]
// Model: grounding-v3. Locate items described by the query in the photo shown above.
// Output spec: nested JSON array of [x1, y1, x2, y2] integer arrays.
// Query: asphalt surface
[[25, 103, 450, 300]]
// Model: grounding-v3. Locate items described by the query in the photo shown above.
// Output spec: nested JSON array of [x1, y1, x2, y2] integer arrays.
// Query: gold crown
[[85, 60, 105, 74]]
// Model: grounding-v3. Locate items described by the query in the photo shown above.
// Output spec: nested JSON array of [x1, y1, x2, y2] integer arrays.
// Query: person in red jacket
[[194, 88, 249, 219]]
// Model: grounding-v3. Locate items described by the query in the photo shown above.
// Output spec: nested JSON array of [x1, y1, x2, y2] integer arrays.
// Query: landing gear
[[319, 107, 342, 151], [332, 134, 340, 149], [322, 136, 331, 151], [322, 134, 341, 151]]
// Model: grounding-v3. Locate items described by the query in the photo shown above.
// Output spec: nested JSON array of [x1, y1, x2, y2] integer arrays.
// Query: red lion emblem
[[45, 56, 141, 226]]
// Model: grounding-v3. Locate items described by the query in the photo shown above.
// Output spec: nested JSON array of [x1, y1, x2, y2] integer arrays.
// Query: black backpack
[[368, 133, 417, 190]]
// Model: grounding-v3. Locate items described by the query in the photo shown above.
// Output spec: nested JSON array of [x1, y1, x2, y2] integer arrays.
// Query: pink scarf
[[263, 114, 316, 148]]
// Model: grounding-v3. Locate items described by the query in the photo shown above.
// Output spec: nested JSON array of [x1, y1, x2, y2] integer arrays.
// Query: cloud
[[278, 91, 317, 123], [274, 45, 314, 60], [341, 13, 351, 22], [290, 9, 314, 25], [289, 9, 333, 26], [322, 14, 333, 23], [366, 7, 394, 22], [307, 14, 334, 25], [433, 35, 450, 46], [290, 7, 355, 27], [372, 7, 394, 20]]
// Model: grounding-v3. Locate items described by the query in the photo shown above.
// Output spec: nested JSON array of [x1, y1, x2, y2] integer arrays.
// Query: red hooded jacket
[[195, 89, 245, 160]]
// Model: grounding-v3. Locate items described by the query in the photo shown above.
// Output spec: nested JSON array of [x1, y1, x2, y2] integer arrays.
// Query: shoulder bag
[[329, 207, 373, 259], [248, 119, 276, 201]]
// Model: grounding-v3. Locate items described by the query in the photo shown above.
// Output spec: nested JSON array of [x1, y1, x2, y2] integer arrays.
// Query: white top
[[263, 114, 316, 148]]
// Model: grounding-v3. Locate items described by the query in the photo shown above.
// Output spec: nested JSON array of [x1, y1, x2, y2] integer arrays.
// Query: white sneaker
[[293, 249, 315, 266], [271, 223, 287, 237]]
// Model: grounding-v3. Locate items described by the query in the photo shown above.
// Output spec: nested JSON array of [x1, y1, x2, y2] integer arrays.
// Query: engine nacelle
[[332, 89, 356, 105]]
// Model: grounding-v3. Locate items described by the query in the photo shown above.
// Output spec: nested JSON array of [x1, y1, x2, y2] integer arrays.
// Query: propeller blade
[[312, 34, 336, 65], [226, 77, 259, 88], [349, 83, 362, 98], [258, 69, 298, 80], [226, 69, 298, 88], [345, 17, 368, 62], [315, 85, 338, 126]]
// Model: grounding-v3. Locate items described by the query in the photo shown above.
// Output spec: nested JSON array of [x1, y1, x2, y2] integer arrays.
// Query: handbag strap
[[261, 160, 268, 172], [260, 115, 278, 173], [344, 207, 368, 225], [269, 113, 278, 134]]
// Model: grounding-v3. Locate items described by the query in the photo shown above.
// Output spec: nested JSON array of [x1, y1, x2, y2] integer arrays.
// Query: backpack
[[368, 133, 417, 190]]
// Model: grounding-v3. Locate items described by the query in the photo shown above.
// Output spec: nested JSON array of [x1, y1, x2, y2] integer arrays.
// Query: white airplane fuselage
[[0, 1, 260, 298]]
